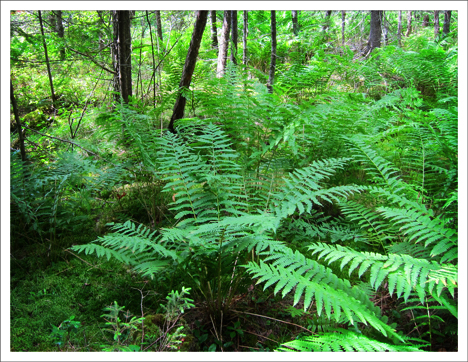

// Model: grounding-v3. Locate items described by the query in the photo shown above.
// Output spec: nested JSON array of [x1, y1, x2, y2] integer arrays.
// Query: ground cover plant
[[8, 8, 460, 356]]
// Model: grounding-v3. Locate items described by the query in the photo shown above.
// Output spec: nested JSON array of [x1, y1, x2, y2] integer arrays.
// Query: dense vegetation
[[9, 9, 459, 354]]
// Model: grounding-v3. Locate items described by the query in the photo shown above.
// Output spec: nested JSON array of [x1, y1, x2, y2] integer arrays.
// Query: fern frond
[[377, 206, 457, 262], [244, 247, 402, 341], [277, 329, 426, 352], [308, 243, 457, 303]]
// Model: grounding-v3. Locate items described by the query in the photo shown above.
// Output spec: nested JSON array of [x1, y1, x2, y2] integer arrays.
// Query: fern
[[244, 246, 402, 341], [276, 328, 426, 352], [308, 243, 457, 303]]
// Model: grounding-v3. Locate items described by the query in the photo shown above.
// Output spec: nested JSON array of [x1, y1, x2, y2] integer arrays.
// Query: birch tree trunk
[[38, 11, 56, 110], [267, 11, 277, 94], [216, 11, 231, 78]]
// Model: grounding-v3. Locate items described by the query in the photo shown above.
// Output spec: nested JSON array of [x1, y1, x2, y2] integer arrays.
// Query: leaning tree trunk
[[382, 11, 388, 45], [210, 11, 218, 50], [230, 10, 238, 66], [169, 11, 208, 133], [397, 11, 402, 46], [10, 80, 27, 161], [216, 11, 231, 78], [406, 10, 412, 36], [267, 11, 277, 94], [38, 10, 56, 110], [292, 10, 299, 36], [365, 10, 382, 56], [113, 10, 133, 104], [443, 10, 452, 35], [322, 10, 332, 32], [243, 11, 248, 66], [434, 11, 440, 37]]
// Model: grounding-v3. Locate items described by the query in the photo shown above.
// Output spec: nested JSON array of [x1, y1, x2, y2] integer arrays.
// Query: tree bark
[[210, 11, 218, 50], [267, 11, 277, 94], [323, 10, 332, 32], [113, 11, 133, 104], [146, 11, 157, 108], [155, 11, 163, 42], [38, 11, 56, 110], [55, 11, 65, 60], [443, 10, 452, 35], [243, 11, 248, 66], [406, 10, 412, 37], [434, 11, 440, 37], [292, 10, 299, 36], [397, 11, 402, 46], [366, 10, 382, 56], [10, 80, 27, 161], [169, 11, 208, 133], [341, 11, 346, 46], [216, 11, 231, 78], [422, 14, 429, 27], [230, 11, 238, 66]]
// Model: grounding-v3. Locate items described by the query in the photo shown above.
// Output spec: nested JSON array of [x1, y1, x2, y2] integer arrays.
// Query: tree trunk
[[243, 11, 248, 66], [322, 10, 332, 32], [422, 14, 429, 27], [55, 11, 65, 60], [113, 11, 133, 104], [169, 11, 208, 133], [155, 11, 163, 42], [210, 11, 218, 50], [10, 80, 27, 161], [443, 10, 452, 35], [434, 11, 440, 37], [341, 11, 346, 46], [292, 10, 299, 36], [146, 11, 157, 108], [397, 11, 402, 46], [366, 10, 382, 56], [406, 10, 412, 37], [267, 11, 277, 94], [38, 11, 56, 110], [382, 11, 388, 45], [216, 11, 231, 78], [230, 11, 238, 66]]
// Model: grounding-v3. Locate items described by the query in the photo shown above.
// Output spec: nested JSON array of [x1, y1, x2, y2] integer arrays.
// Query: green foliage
[[277, 328, 427, 352]]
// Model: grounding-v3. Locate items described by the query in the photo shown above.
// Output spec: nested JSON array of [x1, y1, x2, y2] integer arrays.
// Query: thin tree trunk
[[38, 11, 56, 110], [341, 11, 346, 46], [382, 11, 388, 45], [322, 10, 332, 32], [10, 80, 27, 161], [397, 11, 402, 46], [55, 10, 65, 60], [216, 11, 231, 78], [146, 11, 157, 108], [243, 11, 248, 66], [292, 10, 299, 36], [112, 11, 120, 103], [169, 11, 208, 133], [443, 10, 452, 35], [210, 11, 218, 50], [267, 11, 276, 94], [406, 10, 412, 37], [434, 11, 440, 37], [155, 11, 163, 42], [230, 10, 238, 66]]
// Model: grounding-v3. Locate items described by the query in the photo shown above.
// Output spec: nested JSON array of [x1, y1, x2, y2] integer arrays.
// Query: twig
[[244, 329, 278, 344], [24, 126, 97, 156], [68, 47, 116, 74], [64, 248, 94, 267], [231, 309, 313, 334]]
